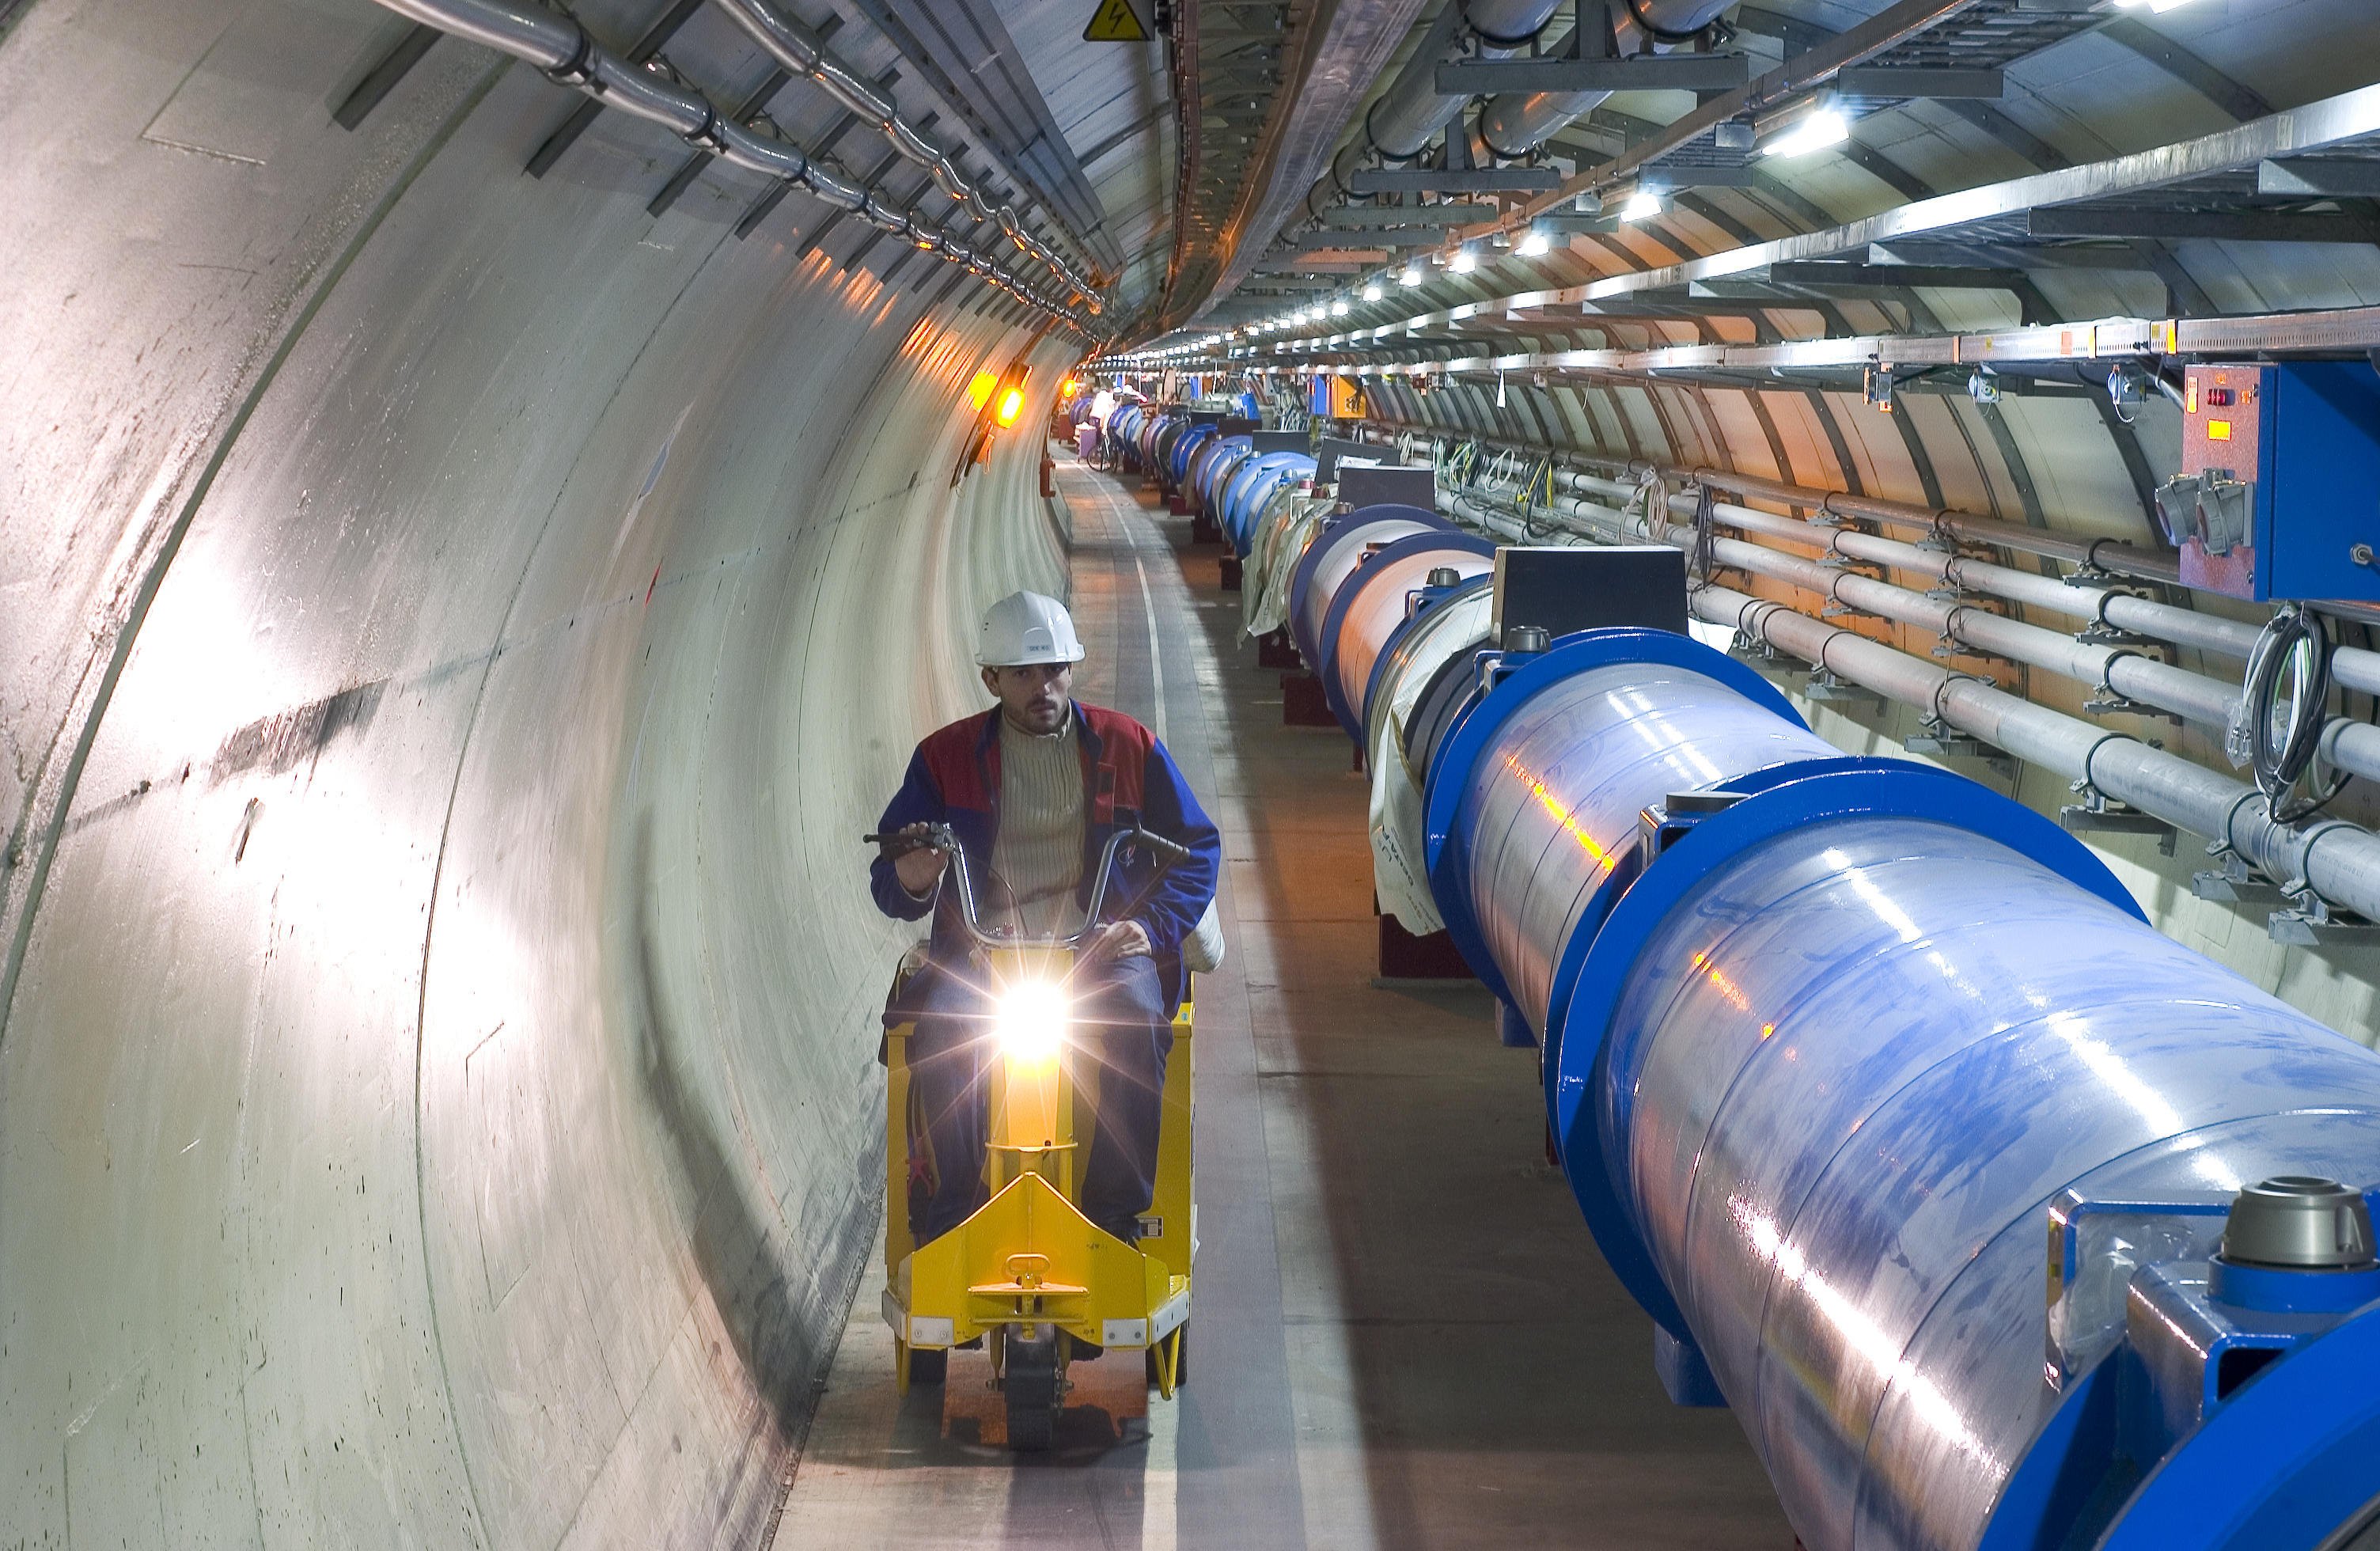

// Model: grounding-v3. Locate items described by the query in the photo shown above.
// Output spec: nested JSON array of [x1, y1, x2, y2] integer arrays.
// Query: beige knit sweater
[[991, 713, 1086, 937]]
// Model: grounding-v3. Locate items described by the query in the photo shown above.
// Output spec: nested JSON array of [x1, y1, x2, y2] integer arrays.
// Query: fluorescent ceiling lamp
[[1362, 280, 1384, 301], [1763, 105, 1849, 158], [1517, 228, 1552, 257], [1399, 264, 1423, 286], [1449, 245, 1478, 274], [1330, 298, 1350, 316], [1620, 188, 1663, 222]]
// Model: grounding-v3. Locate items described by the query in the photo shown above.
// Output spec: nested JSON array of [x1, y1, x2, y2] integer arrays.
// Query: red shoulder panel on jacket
[[1078, 703, 1152, 810], [917, 711, 995, 809]]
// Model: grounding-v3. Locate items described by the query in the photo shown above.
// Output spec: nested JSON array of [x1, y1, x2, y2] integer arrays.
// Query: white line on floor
[[1133, 556, 1169, 749]]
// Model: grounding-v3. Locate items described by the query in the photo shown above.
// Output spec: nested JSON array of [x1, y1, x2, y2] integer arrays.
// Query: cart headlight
[[995, 980, 1069, 1061]]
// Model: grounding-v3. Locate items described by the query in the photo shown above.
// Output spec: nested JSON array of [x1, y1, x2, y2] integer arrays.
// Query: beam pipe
[[1402, 606, 2380, 1550]]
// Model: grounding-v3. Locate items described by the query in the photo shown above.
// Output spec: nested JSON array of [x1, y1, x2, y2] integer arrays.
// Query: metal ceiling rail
[[1482, 0, 1995, 240], [370, 0, 1095, 327], [1227, 78, 2380, 355], [1257, 302, 2380, 377], [712, 0, 1105, 310]]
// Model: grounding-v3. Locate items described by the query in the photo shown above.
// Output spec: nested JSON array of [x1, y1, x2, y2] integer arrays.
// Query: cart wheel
[[908, 1346, 947, 1386], [1004, 1330, 1062, 1451]]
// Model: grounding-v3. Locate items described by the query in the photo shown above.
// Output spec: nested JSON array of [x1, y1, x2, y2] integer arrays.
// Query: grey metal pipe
[[1450, 479, 2380, 923], [711, 0, 1103, 309], [1549, 459, 2380, 696], [366, 0, 1082, 320], [1696, 583, 2380, 927], [1480, 475, 2380, 789]]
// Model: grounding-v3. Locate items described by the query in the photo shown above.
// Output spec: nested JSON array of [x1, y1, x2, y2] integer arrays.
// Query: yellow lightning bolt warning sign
[[1082, 0, 1150, 42]]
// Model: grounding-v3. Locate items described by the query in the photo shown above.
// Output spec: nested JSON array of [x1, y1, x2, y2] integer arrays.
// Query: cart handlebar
[[866, 822, 1187, 950]]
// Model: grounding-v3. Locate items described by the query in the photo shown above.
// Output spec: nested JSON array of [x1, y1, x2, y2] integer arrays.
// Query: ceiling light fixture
[[1620, 188, 1663, 222], [1399, 264, 1423, 286], [1362, 279, 1384, 301], [1763, 103, 1850, 158], [1449, 244, 1479, 275], [1330, 298, 1350, 316], [1517, 226, 1552, 258]]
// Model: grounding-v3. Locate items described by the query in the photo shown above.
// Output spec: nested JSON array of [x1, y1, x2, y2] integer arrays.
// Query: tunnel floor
[[764, 451, 1790, 1549]]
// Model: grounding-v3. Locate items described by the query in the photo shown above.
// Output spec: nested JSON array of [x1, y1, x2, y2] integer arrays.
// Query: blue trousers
[[906, 954, 1172, 1243]]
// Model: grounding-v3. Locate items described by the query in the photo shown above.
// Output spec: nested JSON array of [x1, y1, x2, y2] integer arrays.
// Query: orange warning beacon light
[[997, 387, 1025, 427]]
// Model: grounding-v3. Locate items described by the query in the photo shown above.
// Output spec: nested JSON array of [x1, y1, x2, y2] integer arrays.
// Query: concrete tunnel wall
[[0, 2, 1074, 1544]]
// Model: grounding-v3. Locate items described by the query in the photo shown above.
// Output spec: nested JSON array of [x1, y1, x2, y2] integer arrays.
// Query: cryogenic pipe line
[[1461, 472, 2380, 790], [1693, 581, 2380, 927], [1628, 470, 2380, 698], [367, 0, 1087, 324], [1398, 423, 2183, 586], [1455, 436, 2380, 724], [1685, 494, 2267, 661], [1613, 458, 2181, 585], [1684, 507, 2380, 789], [1450, 478, 2380, 911], [711, 0, 1104, 309]]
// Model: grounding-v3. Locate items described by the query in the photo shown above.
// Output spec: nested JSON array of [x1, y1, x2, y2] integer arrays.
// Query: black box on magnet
[[1491, 545, 1688, 643], [1313, 437, 1379, 484], [1338, 465, 1435, 513]]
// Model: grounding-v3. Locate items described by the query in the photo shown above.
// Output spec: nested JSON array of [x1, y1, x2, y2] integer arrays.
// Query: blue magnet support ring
[[1359, 573, 1494, 748], [1230, 457, 1311, 552], [1535, 754, 1876, 1099], [2086, 1295, 2380, 1551], [1222, 452, 1302, 544], [1286, 503, 1450, 668], [1418, 628, 1810, 1011], [1548, 758, 2145, 1340], [1314, 532, 1495, 742], [1237, 462, 1313, 556]]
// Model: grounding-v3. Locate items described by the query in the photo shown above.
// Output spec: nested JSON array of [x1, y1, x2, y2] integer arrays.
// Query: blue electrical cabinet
[[2157, 361, 2380, 602]]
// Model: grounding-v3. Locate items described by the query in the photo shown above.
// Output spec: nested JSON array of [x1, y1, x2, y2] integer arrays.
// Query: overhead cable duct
[[1474, 0, 1736, 159], [366, 0, 1090, 324], [1301, 0, 1566, 220], [709, 0, 1105, 311]]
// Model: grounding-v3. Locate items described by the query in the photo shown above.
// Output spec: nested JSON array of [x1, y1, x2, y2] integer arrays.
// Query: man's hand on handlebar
[[1080, 920, 1151, 965], [887, 823, 949, 897]]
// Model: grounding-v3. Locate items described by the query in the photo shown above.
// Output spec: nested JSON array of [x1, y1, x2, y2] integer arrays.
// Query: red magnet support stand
[[1281, 673, 1333, 726], [1189, 510, 1222, 545], [1376, 911, 1475, 981], [1256, 629, 1298, 669]]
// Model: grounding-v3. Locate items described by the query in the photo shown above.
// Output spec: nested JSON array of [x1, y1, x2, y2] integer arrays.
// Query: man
[[870, 590, 1222, 1248]]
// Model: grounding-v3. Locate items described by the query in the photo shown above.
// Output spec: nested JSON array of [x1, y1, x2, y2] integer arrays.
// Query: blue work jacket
[[870, 701, 1221, 1014]]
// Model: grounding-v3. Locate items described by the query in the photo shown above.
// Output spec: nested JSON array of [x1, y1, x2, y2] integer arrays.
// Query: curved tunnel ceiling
[[7, 0, 2380, 1545]]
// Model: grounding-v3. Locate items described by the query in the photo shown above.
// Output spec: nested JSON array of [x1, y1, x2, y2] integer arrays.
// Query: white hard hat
[[976, 590, 1085, 667]]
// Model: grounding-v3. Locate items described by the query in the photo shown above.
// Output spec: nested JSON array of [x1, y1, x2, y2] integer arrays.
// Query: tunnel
[[11, 0, 2380, 1547]]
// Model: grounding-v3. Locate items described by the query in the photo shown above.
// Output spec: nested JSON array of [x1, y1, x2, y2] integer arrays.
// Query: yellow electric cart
[[870, 825, 1195, 1450]]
